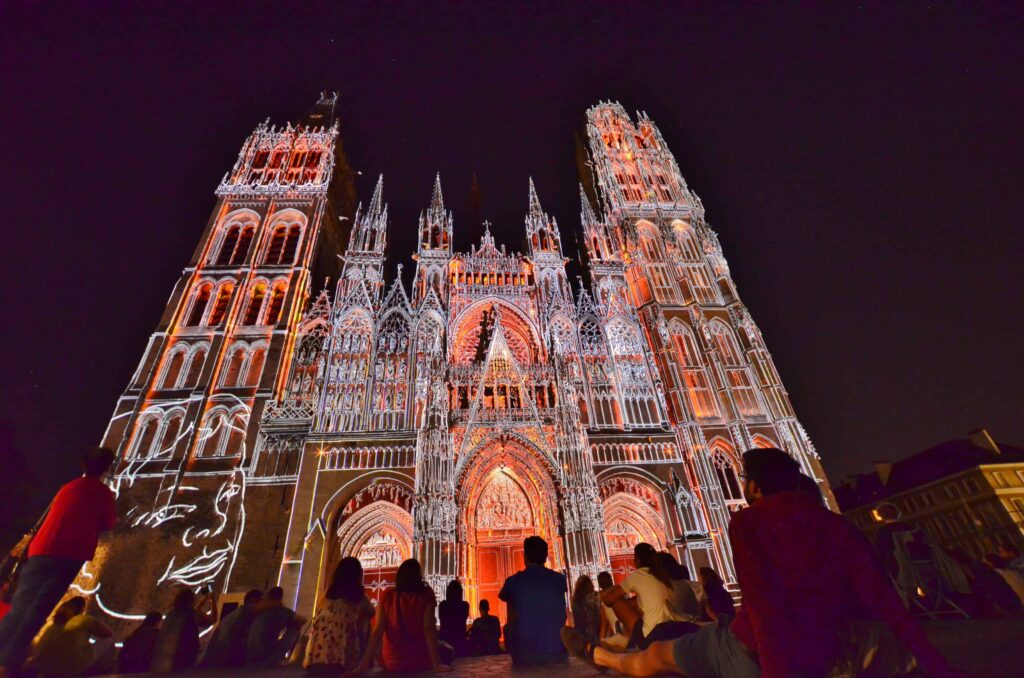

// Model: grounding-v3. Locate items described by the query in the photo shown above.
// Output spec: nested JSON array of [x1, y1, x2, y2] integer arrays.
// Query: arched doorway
[[600, 476, 669, 583], [458, 437, 562, 625], [333, 481, 414, 605]]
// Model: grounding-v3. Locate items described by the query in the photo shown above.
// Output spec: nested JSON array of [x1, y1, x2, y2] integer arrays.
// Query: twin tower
[[90, 93, 832, 625]]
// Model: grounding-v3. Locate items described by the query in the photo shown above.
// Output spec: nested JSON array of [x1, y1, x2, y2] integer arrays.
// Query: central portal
[[461, 440, 562, 626]]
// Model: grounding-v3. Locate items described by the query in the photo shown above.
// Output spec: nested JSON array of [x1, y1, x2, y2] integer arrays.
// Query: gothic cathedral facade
[[90, 94, 832, 624]]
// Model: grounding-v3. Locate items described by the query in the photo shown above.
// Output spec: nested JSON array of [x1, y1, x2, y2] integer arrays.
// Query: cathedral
[[90, 94, 833, 625]]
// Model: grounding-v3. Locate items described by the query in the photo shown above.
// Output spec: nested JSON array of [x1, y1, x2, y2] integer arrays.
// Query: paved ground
[[105, 616, 1024, 677]]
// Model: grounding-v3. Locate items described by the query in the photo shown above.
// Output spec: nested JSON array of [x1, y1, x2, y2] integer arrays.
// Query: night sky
[[2, 2, 1022, 534]]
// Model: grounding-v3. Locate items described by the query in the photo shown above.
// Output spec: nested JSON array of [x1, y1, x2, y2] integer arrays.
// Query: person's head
[[572, 575, 595, 603], [266, 586, 284, 602], [997, 543, 1021, 560], [523, 536, 548, 566], [54, 596, 86, 622], [327, 556, 365, 604], [243, 589, 263, 606], [657, 551, 687, 580], [741, 448, 802, 502], [479, 599, 490, 616], [82, 446, 116, 477], [633, 542, 657, 569], [446, 579, 464, 602], [142, 611, 162, 628], [395, 558, 426, 593], [172, 588, 195, 611], [597, 571, 614, 590], [699, 567, 725, 591]]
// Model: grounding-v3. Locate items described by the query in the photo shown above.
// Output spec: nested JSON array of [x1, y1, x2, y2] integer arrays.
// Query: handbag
[[0, 503, 51, 603]]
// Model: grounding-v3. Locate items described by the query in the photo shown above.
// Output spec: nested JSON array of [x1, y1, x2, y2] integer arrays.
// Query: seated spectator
[[561, 575, 601, 658], [998, 543, 1024, 574], [468, 599, 501, 656], [304, 556, 374, 672], [499, 536, 567, 666], [698, 567, 735, 620], [28, 596, 113, 676], [202, 589, 263, 667], [596, 571, 620, 638], [118, 611, 162, 674], [438, 579, 470, 657], [658, 552, 703, 621], [151, 587, 217, 671], [246, 586, 304, 667], [595, 448, 959, 677], [353, 558, 449, 674], [601, 543, 696, 650]]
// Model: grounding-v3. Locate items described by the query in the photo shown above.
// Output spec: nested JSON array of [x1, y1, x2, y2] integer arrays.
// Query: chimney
[[968, 429, 1001, 455], [874, 462, 894, 486]]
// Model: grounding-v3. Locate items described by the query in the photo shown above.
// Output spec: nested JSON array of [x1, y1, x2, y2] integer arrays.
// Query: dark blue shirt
[[499, 563, 568, 664]]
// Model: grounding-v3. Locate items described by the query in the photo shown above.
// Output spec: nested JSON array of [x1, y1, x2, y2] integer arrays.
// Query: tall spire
[[367, 174, 385, 219], [527, 177, 544, 218], [579, 184, 598, 225], [429, 172, 445, 219]]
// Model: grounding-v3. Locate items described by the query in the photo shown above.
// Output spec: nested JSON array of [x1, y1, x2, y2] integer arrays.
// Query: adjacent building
[[834, 430, 1024, 559]]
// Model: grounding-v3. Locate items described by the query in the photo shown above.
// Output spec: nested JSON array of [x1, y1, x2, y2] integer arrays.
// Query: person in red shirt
[[0, 446, 116, 674], [596, 448, 960, 677]]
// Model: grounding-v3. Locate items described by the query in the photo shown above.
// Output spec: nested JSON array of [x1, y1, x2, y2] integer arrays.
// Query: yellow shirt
[[31, 614, 97, 676]]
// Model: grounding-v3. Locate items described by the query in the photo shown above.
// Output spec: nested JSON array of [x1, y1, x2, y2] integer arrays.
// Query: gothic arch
[[449, 298, 542, 365], [598, 471, 670, 565], [751, 433, 779, 449], [210, 209, 260, 265]]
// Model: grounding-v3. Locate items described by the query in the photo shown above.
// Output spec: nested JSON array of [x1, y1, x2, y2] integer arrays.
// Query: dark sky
[[2, 2, 1022, 526]]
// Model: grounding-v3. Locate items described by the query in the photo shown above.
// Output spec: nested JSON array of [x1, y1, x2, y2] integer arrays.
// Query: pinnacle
[[527, 177, 544, 218], [367, 174, 385, 217], [579, 184, 598, 224], [429, 172, 445, 216]]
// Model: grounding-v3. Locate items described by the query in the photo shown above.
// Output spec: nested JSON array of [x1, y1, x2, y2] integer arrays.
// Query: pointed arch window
[[242, 284, 267, 325], [245, 347, 266, 387], [183, 348, 206, 387], [156, 414, 183, 458], [223, 345, 247, 387], [198, 412, 227, 457], [282, 225, 302, 263], [231, 226, 255, 265], [371, 312, 410, 430], [711, 447, 744, 502], [263, 283, 287, 325], [184, 284, 212, 327], [132, 416, 160, 458], [265, 226, 287, 264], [710, 323, 763, 419], [160, 348, 187, 389], [208, 284, 234, 326], [215, 226, 241, 265], [671, 329, 720, 419], [224, 413, 248, 457]]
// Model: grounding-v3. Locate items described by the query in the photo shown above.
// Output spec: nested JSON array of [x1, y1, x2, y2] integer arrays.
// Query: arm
[[353, 602, 386, 675], [423, 599, 450, 673]]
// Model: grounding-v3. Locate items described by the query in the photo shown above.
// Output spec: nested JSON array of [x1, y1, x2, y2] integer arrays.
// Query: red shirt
[[728, 491, 953, 678], [378, 587, 436, 672], [29, 476, 116, 561]]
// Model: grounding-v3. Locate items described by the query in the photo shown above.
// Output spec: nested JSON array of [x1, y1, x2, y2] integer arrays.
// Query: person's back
[[379, 585, 435, 671], [152, 589, 212, 672], [730, 453, 953, 677], [438, 599, 470, 649], [498, 536, 567, 665], [204, 591, 261, 667], [246, 588, 298, 667], [468, 600, 501, 655], [119, 613, 161, 674], [28, 476, 116, 563]]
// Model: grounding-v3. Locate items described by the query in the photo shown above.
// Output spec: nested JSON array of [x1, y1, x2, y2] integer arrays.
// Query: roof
[[833, 436, 1024, 512]]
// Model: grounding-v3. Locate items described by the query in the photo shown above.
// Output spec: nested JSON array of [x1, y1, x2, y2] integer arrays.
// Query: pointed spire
[[579, 184, 598, 225], [527, 177, 544, 218], [367, 174, 385, 218], [429, 172, 445, 218]]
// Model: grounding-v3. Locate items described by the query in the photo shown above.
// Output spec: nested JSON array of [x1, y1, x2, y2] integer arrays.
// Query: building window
[[242, 284, 267, 325], [207, 284, 234, 326], [183, 349, 206, 387], [264, 224, 303, 265], [263, 284, 287, 325], [992, 472, 1008, 489], [156, 415, 183, 458], [160, 349, 187, 389], [963, 477, 979, 493], [222, 346, 247, 387], [131, 417, 160, 458], [711, 447, 743, 501], [184, 284, 212, 327], [245, 348, 266, 387], [671, 330, 720, 419]]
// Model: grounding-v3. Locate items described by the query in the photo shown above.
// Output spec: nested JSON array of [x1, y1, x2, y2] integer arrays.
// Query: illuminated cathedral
[[89, 94, 833, 625]]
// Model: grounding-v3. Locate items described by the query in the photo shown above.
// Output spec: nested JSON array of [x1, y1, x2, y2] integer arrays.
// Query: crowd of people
[[3, 444, 1023, 676]]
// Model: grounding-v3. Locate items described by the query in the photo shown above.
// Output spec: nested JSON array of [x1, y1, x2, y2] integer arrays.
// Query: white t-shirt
[[619, 567, 685, 636], [667, 579, 703, 621]]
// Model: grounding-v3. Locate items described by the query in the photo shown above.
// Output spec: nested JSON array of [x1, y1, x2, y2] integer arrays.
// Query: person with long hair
[[658, 552, 703, 621], [560, 575, 601, 658], [151, 587, 217, 672], [305, 557, 374, 672], [697, 567, 734, 621], [352, 558, 450, 674], [438, 579, 470, 657], [599, 543, 696, 650]]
